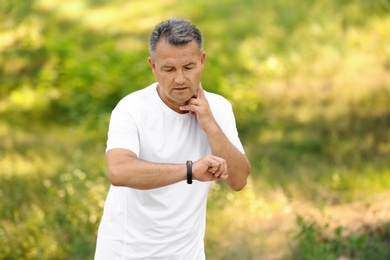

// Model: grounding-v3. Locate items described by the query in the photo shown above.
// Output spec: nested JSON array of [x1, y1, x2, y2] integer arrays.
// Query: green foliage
[[1, 0, 390, 259], [0, 124, 107, 259], [291, 217, 390, 260]]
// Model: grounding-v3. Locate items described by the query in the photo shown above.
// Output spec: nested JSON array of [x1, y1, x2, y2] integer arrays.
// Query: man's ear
[[200, 52, 206, 69], [148, 57, 156, 74]]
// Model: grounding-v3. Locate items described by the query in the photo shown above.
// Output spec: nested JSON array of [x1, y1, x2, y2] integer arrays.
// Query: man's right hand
[[193, 155, 228, 182]]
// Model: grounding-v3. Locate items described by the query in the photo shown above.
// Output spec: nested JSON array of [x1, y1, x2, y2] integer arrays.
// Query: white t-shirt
[[95, 83, 245, 260]]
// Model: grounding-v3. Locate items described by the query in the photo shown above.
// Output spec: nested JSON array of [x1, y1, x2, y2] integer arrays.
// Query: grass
[[0, 123, 108, 259], [1, 0, 390, 259], [291, 217, 390, 260]]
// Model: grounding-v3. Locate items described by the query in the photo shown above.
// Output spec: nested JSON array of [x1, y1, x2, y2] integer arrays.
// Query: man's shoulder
[[120, 83, 156, 103], [114, 84, 157, 111]]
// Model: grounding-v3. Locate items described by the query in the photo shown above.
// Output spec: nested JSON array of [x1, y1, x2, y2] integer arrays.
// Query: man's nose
[[174, 70, 185, 84]]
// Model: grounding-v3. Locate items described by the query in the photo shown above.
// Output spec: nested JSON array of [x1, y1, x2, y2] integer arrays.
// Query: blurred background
[[1, 0, 389, 259]]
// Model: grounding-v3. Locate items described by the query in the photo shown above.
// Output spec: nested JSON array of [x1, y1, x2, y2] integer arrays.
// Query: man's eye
[[163, 68, 174, 72], [185, 66, 194, 70]]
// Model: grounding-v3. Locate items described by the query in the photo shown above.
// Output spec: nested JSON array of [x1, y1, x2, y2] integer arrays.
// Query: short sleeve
[[210, 95, 245, 154], [106, 101, 140, 156]]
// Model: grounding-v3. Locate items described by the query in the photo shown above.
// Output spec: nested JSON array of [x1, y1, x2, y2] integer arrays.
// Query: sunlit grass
[[206, 178, 294, 258]]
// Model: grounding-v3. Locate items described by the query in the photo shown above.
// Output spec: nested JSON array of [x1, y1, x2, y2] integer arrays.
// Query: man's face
[[148, 39, 205, 110]]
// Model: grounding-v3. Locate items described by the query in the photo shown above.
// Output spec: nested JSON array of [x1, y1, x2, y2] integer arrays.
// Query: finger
[[213, 168, 228, 180], [179, 104, 196, 112], [216, 162, 227, 177], [187, 98, 199, 106], [213, 164, 221, 176], [213, 157, 225, 168], [206, 157, 219, 172], [179, 105, 188, 112], [219, 172, 228, 180], [197, 84, 205, 99], [179, 105, 197, 115], [179, 98, 199, 112], [207, 163, 219, 173]]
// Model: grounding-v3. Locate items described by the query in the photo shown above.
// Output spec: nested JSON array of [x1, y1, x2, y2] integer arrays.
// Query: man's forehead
[[159, 61, 196, 69], [155, 43, 201, 65]]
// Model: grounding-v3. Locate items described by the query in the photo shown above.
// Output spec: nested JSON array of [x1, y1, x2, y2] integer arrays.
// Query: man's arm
[[107, 148, 229, 190], [179, 85, 251, 191], [203, 126, 251, 191]]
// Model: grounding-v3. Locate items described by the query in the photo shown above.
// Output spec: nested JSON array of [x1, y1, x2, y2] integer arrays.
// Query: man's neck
[[156, 85, 188, 114]]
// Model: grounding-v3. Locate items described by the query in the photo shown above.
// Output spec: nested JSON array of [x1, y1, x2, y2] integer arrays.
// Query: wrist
[[203, 121, 221, 136]]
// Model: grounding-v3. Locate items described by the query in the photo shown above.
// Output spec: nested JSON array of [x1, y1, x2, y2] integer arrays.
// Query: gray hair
[[149, 18, 204, 60]]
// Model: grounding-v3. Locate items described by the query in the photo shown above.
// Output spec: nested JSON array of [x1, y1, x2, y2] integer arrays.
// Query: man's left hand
[[180, 84, 218, 133]]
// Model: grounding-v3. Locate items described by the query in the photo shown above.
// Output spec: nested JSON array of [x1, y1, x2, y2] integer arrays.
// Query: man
[[95, 17, 251, 259]]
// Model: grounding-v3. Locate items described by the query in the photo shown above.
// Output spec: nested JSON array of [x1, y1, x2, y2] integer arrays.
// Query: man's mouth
[[174, 87, 188, 91]]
